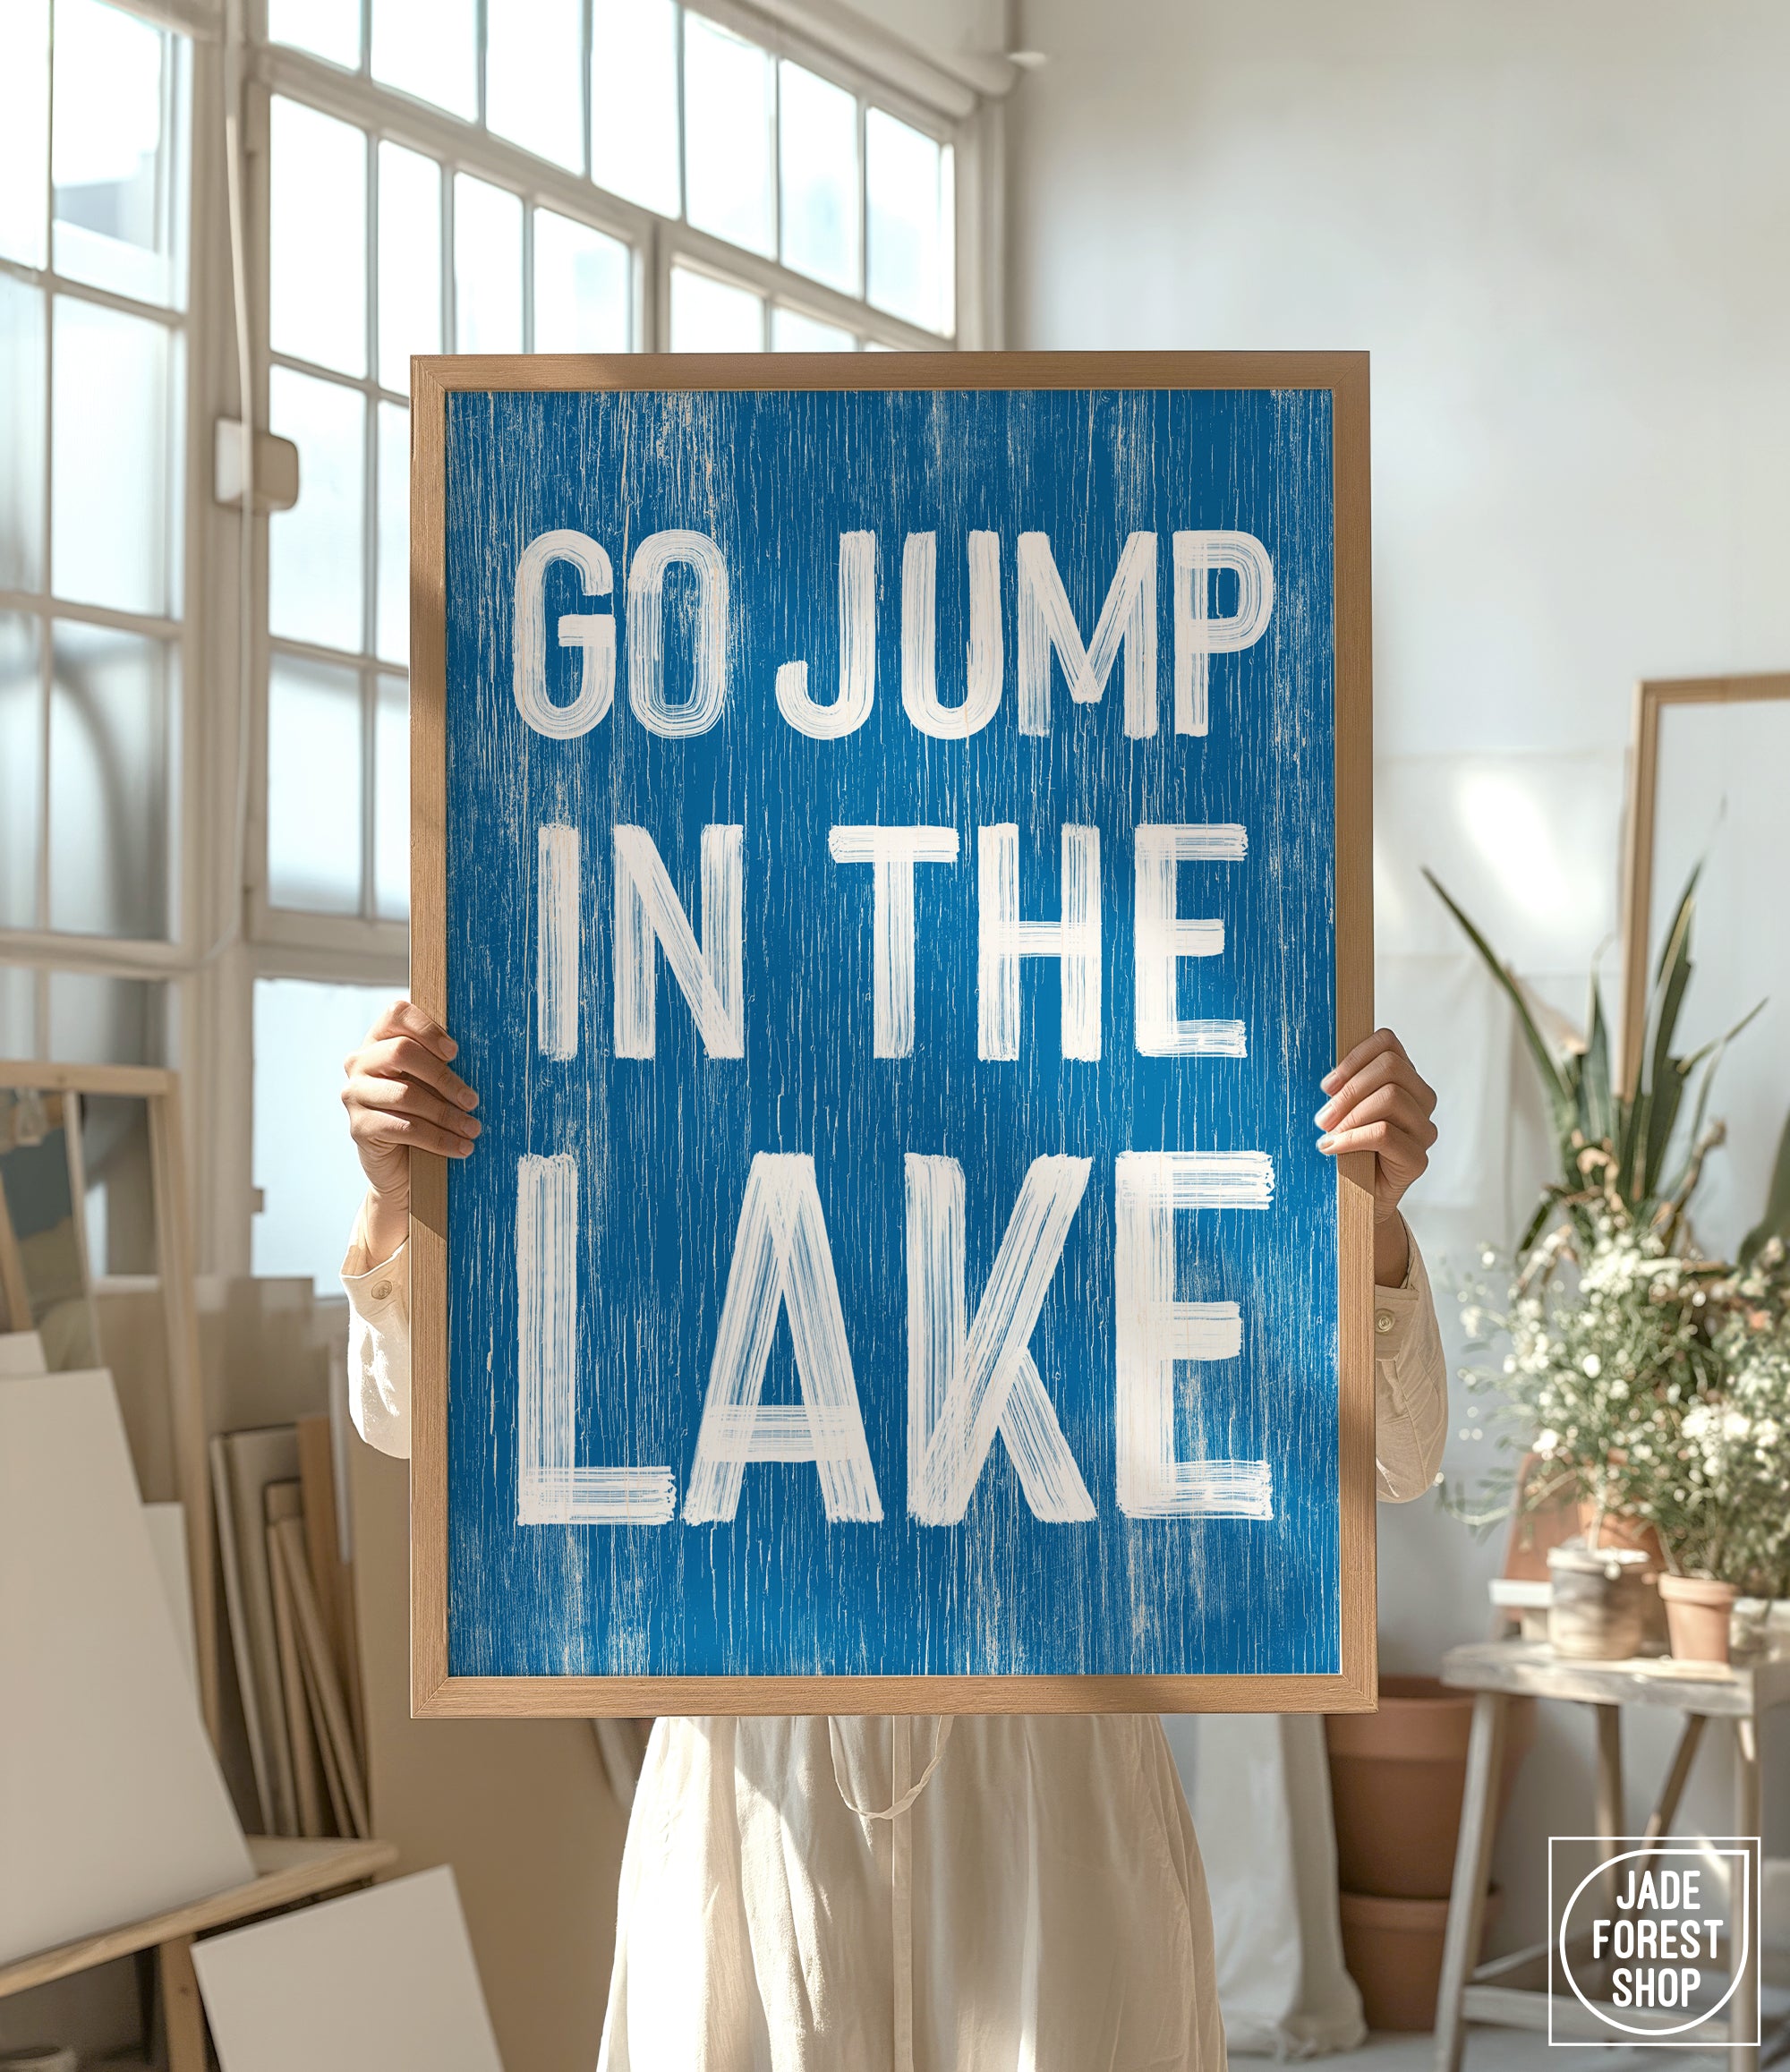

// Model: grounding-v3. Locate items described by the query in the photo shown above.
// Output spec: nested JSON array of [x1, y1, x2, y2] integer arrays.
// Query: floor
[[1346, 1991, 1790, 2072]]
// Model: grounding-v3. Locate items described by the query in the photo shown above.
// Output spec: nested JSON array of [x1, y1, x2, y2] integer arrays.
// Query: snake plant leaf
[[1650, 1001, 1764, 1206], [1517, 1191, 1556, 1254], [1425, 870, 1574, 1138], [1581, 984, 1615, 1147], [1739, 1107, 1790, 1267]]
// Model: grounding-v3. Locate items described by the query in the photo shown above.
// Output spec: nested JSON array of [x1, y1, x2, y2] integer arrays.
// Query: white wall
[[1008, 0, 1790, 1951]]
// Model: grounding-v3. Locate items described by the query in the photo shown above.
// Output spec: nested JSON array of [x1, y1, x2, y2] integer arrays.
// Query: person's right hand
[[342, 1000, 480, 1258]]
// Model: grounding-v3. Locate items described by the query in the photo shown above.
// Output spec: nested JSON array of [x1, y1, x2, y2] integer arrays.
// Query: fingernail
[[1317, 1134, 1336, 1152], [459, 1087, 479, 1109], [442, 1037, 458, 1059], [466, 1118, 482, 1137], [1314, 1100, 1338, 1128]]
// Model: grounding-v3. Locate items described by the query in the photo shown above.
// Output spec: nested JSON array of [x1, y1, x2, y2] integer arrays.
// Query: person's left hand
[[1315, 1027, 1438, 1286]]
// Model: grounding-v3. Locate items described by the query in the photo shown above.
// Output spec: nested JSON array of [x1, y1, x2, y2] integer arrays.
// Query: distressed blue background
[[443, 385, 1337, 1678]]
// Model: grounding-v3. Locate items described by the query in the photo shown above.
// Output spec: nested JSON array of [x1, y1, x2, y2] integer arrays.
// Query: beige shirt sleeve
[[342, 1213, 412, 1461], [1373, 1226, 1448, 1503], [341, 1210, 1452, 1494]]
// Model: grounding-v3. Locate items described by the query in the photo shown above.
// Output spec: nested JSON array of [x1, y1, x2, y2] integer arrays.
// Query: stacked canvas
[[211, 1417, 367, 1839], [0, 1366, 253, 1965]]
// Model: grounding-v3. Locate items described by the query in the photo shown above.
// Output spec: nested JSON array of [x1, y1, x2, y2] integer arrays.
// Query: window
[[0, 0, 993, 1280], [0, 0, 188, 1063]]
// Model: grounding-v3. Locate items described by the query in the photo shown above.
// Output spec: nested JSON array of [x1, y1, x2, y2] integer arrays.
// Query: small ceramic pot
[[1547, 1542, 1652, 1659], [1658, 1573, 1739, 1666]]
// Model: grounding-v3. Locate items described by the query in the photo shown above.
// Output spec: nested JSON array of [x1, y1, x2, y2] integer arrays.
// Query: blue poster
[[442, 381, 1338, 1681]]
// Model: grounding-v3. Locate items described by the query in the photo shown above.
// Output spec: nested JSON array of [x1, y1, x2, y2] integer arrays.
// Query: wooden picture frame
[[410, 351, 1376, 1718], [0, 1060, 217, 1741], [1618, 671, 1790, 1095]]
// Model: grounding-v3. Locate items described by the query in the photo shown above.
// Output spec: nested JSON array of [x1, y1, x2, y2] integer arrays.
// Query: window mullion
[[581, 0, 593, 182], [675, 1, 688, 221]]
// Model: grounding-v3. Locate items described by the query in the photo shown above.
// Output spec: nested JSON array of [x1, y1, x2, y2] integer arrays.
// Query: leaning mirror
[[0, 1085, 101, 1369], [1620, 672, 1790, 1262]]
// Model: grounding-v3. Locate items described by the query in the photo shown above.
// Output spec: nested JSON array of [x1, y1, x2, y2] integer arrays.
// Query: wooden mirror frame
[[0, 1059, 216, 1742], [1618, 672, 1790, 1094]]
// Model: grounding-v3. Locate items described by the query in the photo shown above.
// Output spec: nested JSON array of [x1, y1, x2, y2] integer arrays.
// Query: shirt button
[[372, 1281, 393, 1301], [1375, 1309, 1395, 1335]]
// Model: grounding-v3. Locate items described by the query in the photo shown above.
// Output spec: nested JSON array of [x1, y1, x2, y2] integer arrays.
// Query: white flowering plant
[[1453, 1193, 1727, 1540], [1651, 1249, 1790, 1594], [1433, 863, 1790, 1587]]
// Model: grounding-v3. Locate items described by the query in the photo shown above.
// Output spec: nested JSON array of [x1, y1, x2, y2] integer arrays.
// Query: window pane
[[267, 654, 362, 913], [454, 175, 523, 354], [268, 367, 364, 654], [52, 0, 185, 309], [488, 0, 583, 174], [47, 620, 173, 939], [0, 0, 49, 268], [0, 276, 46, 593], [683, 16, 773, 258], [48, 973, 162, 1066], [590, 0, 678, 217], [371, 0, 476, 120], [779, 62, 857, 295], [377, 141, 440, 394], [533, 210, 629, 353], [374, 673, 408, 921], [0, 613, 41, 932], [267, 0, 359, 68], [772, 306, 853, 352], [51, 296, 177, 618], [865, 109, 953, 334], [376, 401, 408, 664], [252, 977, 397, 1292], [0, 967, 34, 1058], [270, 98, 366, 377], [669, 267, 763, 352]]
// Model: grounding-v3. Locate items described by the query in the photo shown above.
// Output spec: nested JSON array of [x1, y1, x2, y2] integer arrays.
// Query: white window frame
[[0, 0, 1005, 1281], [0, 4, 202, 1041]]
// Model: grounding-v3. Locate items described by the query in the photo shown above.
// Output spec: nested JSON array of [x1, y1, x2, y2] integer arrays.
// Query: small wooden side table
[[1434, 1640, 1790, 2072], [0, 1835, 397, 2070]]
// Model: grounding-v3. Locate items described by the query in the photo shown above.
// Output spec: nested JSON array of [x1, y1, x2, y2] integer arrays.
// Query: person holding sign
[[339, 1002, 1445, 2072]]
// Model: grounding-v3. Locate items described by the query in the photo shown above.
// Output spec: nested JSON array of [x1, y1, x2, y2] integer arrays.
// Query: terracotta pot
[[1658, 1574, 1739, 1666], [1575, 1500, 1666, 1569], [1339, 1886, 1504, 2031], [1326, 1677, 1535, 1899]]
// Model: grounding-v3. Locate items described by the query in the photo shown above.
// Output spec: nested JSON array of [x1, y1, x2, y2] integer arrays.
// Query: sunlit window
[[0, 0, 188, 1063], [265, 0, 959, 347]]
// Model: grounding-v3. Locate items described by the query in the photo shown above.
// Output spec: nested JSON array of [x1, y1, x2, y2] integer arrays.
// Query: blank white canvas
[[143, 1501, 198, 1694], [192, 1866, 505, 2072], [0, 1331, 47, 1376], [0, 1372, 253, 1965]]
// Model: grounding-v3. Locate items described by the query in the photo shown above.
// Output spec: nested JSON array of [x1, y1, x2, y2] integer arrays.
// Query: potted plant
[[1637, 1249, 1790, 1662], [1429, 870, 1790, 1657]]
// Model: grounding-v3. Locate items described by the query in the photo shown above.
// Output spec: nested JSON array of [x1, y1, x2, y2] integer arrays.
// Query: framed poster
[[411, 352, 1374, 1718]]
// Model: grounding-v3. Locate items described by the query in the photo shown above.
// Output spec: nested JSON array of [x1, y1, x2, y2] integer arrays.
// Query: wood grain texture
[[411, 363, 451, 1712], [411, 352, 1377, 1717], [1617, 671, 1790, 1096]]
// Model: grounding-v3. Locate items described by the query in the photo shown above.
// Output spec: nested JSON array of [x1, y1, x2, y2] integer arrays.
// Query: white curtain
[[1162, 1713, 1366, 2057]]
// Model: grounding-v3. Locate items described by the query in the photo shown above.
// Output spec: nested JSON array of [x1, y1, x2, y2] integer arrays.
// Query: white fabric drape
[[1163, 1714, 1366, 2057]]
